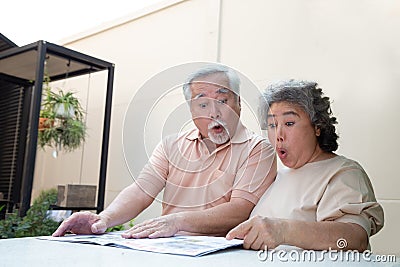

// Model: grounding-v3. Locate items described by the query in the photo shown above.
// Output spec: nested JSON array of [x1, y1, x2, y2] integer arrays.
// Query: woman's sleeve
[[317, 163, 384, 237]]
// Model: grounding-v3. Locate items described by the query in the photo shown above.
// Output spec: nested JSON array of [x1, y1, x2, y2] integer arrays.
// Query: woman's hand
[[226, 216, 287, 250]]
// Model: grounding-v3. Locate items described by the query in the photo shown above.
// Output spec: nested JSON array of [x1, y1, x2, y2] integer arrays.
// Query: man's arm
[[226, 216, 368, 251], [122, 138, 277, 239], [53, 183, 154, 236], [122, 197, 254, 238], [98, 183, 155, 228]]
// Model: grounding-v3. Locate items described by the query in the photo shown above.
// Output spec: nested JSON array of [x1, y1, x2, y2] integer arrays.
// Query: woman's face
[[266, 102, 323, 169]]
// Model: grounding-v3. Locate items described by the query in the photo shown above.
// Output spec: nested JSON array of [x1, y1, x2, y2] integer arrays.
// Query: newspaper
[[38, 232, 243, 257]]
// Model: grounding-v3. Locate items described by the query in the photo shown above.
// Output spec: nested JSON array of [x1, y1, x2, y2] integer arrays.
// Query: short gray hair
[[182, 64, 241, 101], [260, 79, 339, 152]]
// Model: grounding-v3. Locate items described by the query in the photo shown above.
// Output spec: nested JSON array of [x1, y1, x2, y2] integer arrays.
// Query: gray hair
[[182, 64, 241, 101], [260, 79, 339, 152]]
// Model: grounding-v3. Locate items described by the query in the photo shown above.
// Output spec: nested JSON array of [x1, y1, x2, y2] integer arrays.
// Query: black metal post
[[19, 41, 47, 216], [96, 65, 115, 214]]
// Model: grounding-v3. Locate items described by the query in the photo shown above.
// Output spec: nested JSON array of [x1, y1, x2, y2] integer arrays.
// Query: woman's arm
[[226, 215, 368, 251]]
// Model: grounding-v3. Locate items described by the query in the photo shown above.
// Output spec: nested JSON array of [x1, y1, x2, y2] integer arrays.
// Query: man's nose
[[209, 101, 221, 119]]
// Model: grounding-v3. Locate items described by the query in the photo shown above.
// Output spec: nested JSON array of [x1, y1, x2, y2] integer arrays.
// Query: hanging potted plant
[[38, 75, 86, 153]]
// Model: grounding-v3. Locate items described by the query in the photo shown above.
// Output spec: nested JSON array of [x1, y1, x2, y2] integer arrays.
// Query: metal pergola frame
[[0, 40, 114, 215]]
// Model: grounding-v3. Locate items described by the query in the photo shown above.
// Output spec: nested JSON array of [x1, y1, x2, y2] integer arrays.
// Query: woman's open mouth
[[277, 148, 288, 159]]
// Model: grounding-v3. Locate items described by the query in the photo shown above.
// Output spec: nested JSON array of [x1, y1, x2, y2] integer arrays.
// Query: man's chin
[[208, 132, 230, 145]]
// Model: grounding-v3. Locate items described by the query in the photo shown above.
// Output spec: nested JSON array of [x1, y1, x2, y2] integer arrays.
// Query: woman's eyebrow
[[267, 111, 300, 118], [282, 111, 300, 117]]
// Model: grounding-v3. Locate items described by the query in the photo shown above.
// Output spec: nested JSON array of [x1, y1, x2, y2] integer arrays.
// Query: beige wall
[[33, 0, 400, 255]]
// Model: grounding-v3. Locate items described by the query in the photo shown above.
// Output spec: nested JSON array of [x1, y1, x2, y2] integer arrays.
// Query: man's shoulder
[[233, 122, 267, 144], [162, 129, 197, 144], [241, 127, 269, 145]]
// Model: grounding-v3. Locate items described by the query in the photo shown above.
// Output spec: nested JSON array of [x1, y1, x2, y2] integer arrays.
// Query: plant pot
[[38, 117, 53, 131], [55, 104, 75, 118]]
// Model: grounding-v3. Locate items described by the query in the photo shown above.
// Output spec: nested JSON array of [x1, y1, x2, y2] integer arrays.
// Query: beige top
[[251, 155, 384, 236], [135, 121, 276, 215]]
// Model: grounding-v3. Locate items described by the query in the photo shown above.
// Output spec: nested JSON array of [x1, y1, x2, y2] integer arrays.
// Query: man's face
[[189, 73, 241, 145]]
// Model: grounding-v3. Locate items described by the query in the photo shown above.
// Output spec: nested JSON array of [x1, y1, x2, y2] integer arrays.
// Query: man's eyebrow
[[267, 111, 300, 118], [193, 93, 205, 99], [216, 88, 230, 94]]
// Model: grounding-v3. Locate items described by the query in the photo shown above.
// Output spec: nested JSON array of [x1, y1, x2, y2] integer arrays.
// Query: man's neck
[[201, 137, 229, 153]]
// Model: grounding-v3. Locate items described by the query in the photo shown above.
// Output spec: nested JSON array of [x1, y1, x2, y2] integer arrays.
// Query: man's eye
[[268, 123, 276, 129], [217, 99, 227, 104], [199, 103, 208, 108], [285, 122, 294, 126]]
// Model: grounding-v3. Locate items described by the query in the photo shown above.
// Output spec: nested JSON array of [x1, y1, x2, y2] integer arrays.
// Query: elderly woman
[[226, 80, 384, 251]]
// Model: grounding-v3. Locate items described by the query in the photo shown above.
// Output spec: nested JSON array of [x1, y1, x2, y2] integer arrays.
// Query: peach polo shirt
[[135, 121, 276, 215], [251, 155, 384, 237]]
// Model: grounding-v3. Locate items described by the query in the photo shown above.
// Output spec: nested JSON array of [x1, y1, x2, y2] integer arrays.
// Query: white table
[[0, 237, 398, 267]]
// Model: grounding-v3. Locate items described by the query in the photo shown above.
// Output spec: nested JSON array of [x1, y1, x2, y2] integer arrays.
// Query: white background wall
[[33, 0, 400, 255]]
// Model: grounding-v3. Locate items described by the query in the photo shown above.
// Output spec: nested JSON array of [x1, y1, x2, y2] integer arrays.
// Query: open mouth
[[277, 148, 287, 159], [208, 120, 226, 134], [211, 125, 224, 133]]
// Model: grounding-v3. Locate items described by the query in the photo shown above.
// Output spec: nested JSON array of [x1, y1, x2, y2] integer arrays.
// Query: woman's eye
[[285, 122, 294, 126]]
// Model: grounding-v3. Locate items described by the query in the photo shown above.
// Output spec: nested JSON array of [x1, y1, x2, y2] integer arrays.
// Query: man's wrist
[[173, 212, 188, 233], [98, 212, 112, 228]]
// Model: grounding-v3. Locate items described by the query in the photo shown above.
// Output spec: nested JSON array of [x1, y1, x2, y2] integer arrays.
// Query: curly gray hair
[[260, 79, 339, 152]]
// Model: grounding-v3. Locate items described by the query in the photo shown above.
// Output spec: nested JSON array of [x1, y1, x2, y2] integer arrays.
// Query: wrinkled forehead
[[192, 86, 234, 100], [267, 101, 306, 118]]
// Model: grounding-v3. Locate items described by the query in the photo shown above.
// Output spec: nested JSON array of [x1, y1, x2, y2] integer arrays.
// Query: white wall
[[33, 0, 400, 255], [218, 0, 400, 256]]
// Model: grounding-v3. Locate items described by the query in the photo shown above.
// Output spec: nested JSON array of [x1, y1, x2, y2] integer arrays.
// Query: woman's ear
[[315, 126, 321, 137]]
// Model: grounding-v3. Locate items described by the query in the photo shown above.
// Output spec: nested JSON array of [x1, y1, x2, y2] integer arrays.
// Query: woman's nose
[[276, 126, 284, 142]]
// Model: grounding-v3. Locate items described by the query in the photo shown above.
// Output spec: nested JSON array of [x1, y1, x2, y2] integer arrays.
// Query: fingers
[[52, 220, 71, 236], [91, 220, 107, 234], [52, 212, 79, 236], [122, 219, 154, 238], [226, 216, 273, 250], [52, 211, 101, 236], [122, 219, 156, 238], [122, 216, 178, 239], [243, 229, 263, 250], [226, 220, 252, 240]]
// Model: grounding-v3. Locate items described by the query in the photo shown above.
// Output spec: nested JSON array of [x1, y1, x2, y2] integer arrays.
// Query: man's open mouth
[[208, 120, 226, 133]]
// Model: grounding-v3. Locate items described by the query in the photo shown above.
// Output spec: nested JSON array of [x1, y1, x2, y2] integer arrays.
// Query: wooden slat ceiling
[[0, 50, 92, 82]]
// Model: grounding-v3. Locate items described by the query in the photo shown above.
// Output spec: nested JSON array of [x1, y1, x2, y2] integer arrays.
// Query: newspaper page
[[38, 232, 243, 257]]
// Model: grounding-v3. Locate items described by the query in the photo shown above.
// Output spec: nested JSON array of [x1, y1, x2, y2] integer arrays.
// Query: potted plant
[[38, 75, 86, 153], [0, 189, 60, 238]]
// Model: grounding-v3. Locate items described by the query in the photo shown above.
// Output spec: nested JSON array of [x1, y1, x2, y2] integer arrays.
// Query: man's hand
[[226, 216, 287, 250], [52, 211, 109, 237], [122, 213, 181, 239]]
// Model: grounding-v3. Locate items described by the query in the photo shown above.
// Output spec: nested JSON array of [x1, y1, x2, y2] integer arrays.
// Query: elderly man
[[53, 64, 277, 238]]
